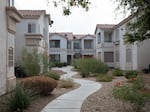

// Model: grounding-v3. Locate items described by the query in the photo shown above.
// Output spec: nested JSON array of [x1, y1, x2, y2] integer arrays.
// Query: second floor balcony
[[25, 34, 44, 47]]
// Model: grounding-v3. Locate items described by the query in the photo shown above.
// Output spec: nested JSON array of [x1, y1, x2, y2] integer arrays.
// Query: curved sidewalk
[[41, 66, 102, 112]]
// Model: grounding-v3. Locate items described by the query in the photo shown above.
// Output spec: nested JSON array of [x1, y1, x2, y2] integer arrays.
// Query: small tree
[[20, 49, 41, 76]]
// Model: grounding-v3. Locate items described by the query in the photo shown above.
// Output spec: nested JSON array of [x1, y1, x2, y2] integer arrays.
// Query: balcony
[[67, 49, 81, 54], [25, 34, 43, 46], [6, 7, 22, 33], [103, 43, 114, 48], [49, 48, 67, 53], [81, 49, 96, 55]]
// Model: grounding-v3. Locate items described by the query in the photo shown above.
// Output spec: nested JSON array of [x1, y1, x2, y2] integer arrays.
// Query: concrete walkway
[[41, 66, 102, 112]]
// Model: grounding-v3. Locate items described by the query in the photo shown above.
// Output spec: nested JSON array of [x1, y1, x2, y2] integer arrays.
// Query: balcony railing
[[49, 48, 67, 53], [81, 49, 96, 54]]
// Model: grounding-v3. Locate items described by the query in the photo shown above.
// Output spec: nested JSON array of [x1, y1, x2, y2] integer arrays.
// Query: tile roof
[[49, 33, 95, 40], [113, 13, 137, 29], [18, 10, 46, 18], [73, 34, 95, 39], [95, 12, 138, 34], [49, 32, 74, 40], [96, 24, 115, 29]]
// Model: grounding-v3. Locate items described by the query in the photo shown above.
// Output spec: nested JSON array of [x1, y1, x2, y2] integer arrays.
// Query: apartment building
[[95, 14, 150, 70], [95, 24, 115, 68], [15, 10, 51, 67], [0, 0, 22, 95], [49, 33, 96, 64], [113, 14, 150, 70]]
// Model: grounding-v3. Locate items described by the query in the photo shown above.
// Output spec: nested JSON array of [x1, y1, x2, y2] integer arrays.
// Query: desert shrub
[[54, 62, 64, 67], [49, 61, 55, 68], [71, 60, 78, 69], [112, 84, 145, 106], [125, 70, 138, 79], [132, 77, 144, 90], [20, 49, 41, 76], [58, 78, 74, 88], [21, 76, 57, 96], [63, 62, 67, 66], [7, 85, 31, 112], [112, 68, 124, 76], [19, 49, 51, 76], [46, 71, 60, 80], [112, 77, 148, 111], [96, 74, 113, 82], [73, 58, 109, 77]]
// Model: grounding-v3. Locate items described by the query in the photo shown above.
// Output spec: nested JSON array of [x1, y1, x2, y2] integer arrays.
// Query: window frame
[[104, 52, 114, 63], [28, 23, 36, 33], [8, 47, 13, 67], [50, 40, 60, 48]]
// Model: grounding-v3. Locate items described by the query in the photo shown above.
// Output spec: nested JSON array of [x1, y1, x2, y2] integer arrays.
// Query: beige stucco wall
[[137, 40, 150, 70], [0, 0, 7, 95], [8, 16, 16, 32], [15, 14, 49, 64], [7, 32, 16, 92]]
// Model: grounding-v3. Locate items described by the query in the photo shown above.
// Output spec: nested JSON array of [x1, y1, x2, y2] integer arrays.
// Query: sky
[[15, 0, 129, 34]]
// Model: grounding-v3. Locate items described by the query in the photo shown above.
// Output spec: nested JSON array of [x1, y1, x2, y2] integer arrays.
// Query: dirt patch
[[81, 74, 150, 112], [50, 70, 67, 75], [0, 81, 80, 112], [23, 82, 80, 112]]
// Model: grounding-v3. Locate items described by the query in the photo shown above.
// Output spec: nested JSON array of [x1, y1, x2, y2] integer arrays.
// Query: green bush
[[132, 77, 144, 90], [54, 62, 64, 67], [49, 61, 55, 68], [112, 68, 124, 76], [20, 49, 40, 76], [71, 60, 78, 69], [125, 70, 138, 79], [20, 49, 50, 76], [96, 74, 113, 82], [112, 77, 148, 110], [7, 85, 31, 112], [21, 76, 57, 96], [63, 62, 67, 66], [46, 71, 60, 80], [72, 58, 109, 77], [112, 84, 145, 107], [58, 78, 74, 88]]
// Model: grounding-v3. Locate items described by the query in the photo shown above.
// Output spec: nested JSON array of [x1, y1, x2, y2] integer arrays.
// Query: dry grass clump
[[21, 76, 57, 95], [58, 78, 74, 88]]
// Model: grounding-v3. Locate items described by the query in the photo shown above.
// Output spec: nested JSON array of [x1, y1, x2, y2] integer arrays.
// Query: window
[[8, 47, 13, 67], [28, 24, 36, 33], [84, 40, 92, 49], [98, 32, 101, 43], [50, 40, 60, 48], [126, 47, 132, 63], [50, 54, 60, 62], [67, 41, 71, 49], [115, 50, 119, 62], [73, 41, 80, 49], [104, 52, 114, 62], [104, 32, 112, 42]]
